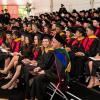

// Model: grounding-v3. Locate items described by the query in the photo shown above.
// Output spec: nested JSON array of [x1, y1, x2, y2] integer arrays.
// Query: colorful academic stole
[[0, 38, 3, 45], [71, 37, 84, 48], [11, 38, 21, 52], [71, 39, 78, 46], [14, 38, 21, 42], [77, 37, 84, 48], [54, 48, 71, 73], [66, 38, 71, 45], [95, 26, 100, 36], [83, 35, 97, 52], [44, 47, 54, 53]]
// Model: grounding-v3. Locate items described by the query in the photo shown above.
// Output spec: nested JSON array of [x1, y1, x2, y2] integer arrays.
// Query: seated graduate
[[0, 30, 12, 71], [0, 33, 33, 90], [0, 31, 12, 61], [87, 40, 100, 88], [65, 27, 75, 51], [72, 25, 99, 80], [2, 31, 12, 50], [1, 31, 21, 74], [23, 34, 53, 99], [67, 27, 85, 78], [0, 31, 23, 79], [30, 33, 70, 100], [22, 33, 42, 66], [92, 17, 100, 39], [82, 25, 99, 57], [0, 30, 3, 46]]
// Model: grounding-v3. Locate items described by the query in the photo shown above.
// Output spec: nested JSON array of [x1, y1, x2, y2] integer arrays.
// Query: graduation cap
[[0, 29, 4, 35], [61, 18, 68, 24], [76, 27, 86, 36], [6, 30, 12, 35], [13, 31, 21, 38], [42, 34, 53, 40], [97, 7, 100, 11], [72, 9, 77, 13], [92, 17, 100, 22], [17, 17, 22, 22], [12, 26, 19, 31], [83, 18, 91, 24], [24, 32, 34, 42], [67, 19, 75, 25], [87, 25, 96, 32], [20, 30, 27, 36], [76, 18, 83, 24], [66, 27, 76, 33], [54, 33, 66, 45], [51, 19, 56, 23], [34, 33, 43, 41], [61, 4, 64, 7], [56, 23, 64, 30], [93, 10, 99, 14]]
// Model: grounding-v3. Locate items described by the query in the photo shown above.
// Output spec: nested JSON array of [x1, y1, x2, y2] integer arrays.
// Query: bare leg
[[8, 79, 19, 90], [87, 76, 95, 88], [88, 61, 93, 74], [14, 60, 18, 68], [4, 57, 11, 70], [0, 56, 19, 74], [4, 72, 12, 79], [94, 77, 100, 86], [1, 65, 21, 89], [87, 61, 95, 88]]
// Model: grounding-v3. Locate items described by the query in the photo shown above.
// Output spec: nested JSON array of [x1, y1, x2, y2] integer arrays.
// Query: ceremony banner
[[7, 0, 19, 18], [0, 0, 3, 11]]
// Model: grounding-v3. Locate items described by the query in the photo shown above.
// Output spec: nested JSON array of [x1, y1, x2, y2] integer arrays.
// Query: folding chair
[[47, 81, 69, 100], [46, 52, 71, 100], [47, 69, 70, 100], [96, 66, 100, 81]]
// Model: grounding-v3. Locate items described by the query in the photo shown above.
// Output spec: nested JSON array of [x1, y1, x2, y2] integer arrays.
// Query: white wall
[[94, 0, 100, 8], [31, 0, 50, 15], [69, 0, 91, 11], [31, 0, 100, 15]]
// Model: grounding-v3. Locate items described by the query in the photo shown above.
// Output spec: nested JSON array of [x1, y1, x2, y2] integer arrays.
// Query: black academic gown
[[83, 37, 99, 57], [23, 50, 54, 99], [91, 40, 100, 76], [69, 38, 85, 78], [30, 48, 69, 100]]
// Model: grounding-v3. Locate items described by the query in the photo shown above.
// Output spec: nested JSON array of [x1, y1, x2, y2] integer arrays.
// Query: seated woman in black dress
[[0, 32, 25, 78], [1, 34, 33, 90], [0, 31, 12, 78], [87, 40, 100, 88], [0, 31, 21, 75]]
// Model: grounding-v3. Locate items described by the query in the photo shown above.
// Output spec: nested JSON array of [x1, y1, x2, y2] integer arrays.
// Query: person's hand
[[94, 55, 100, 60], [13, 52, 19, 56], [38, 70, 45, 75], [31, 60, 38, 66], [34, 67, 41, 73], [65, 47, 71, 52], [24, 59, 30, 62], [75, 52, 85, 56], [5, 48, 10, 51], [18, 52, 22, 56], [22, 59, 31, 64]]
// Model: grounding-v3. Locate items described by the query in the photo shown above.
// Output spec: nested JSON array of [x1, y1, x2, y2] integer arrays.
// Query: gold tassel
[[65, 62, 71, 72]]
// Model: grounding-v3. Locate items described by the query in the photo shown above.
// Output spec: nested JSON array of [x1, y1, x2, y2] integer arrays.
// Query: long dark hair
[[34, 34, 42, 47]]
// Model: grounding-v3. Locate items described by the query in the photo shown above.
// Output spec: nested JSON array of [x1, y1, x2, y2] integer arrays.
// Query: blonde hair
[[32, 23, 39, 33]]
